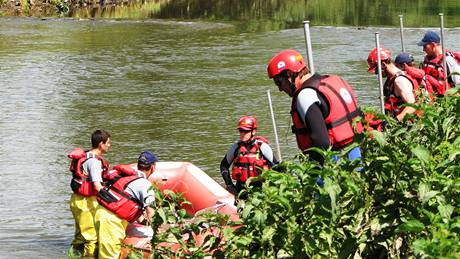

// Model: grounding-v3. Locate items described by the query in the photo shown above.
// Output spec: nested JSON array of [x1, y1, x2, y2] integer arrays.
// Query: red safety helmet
[[367, 47, 391, 73], [267, 50, 306, 78], [237, 116, 257, 131]]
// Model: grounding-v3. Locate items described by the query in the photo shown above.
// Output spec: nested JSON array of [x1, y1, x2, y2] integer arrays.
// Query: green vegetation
[[2, 0, 459, 28], [153, 0, 460, 29], [53, 0, 69, 16], [19, 0, 29, 14], [136, 89, 460, 258]]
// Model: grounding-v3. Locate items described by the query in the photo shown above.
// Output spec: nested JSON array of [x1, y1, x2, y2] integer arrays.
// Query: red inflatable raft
[[121, 162, 238, 258]]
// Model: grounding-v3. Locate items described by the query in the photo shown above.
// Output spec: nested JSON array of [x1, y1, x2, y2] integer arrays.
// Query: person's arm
[[446, 56, 460, 86], [85, 158, 104, 192], [304, 104, 330, 164], [143, 185, 156, 222], [394, 76, 416, 121], [220, 143, 238, 193], [297, 89, 330, 164], [259, 142, 277, 166], [144, 207, 155, 221]]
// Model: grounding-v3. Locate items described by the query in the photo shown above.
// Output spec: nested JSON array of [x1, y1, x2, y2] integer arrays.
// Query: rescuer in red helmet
[[367, 47, 420, 121], [267, 49, 362, 164], [220, 116, 277, 196]]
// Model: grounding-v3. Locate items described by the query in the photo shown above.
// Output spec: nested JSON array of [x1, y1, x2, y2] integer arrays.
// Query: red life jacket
[[447, 50, 460, 63], [404, 64, 435, 100], [96, 175, 144, 223], [383, 71, 420, 117], [68, 148, 110, 197], [291, 74, 362, 151], [106, 164, 139, 181], [421, 50, 460, 95], [231, 136, 270, 182]]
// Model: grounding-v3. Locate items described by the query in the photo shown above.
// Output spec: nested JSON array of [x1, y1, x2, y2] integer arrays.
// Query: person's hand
[[226, 184, 237, 195]]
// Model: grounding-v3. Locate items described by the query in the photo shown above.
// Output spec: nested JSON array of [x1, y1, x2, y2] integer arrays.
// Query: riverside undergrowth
[[135, 89, 460, 258]]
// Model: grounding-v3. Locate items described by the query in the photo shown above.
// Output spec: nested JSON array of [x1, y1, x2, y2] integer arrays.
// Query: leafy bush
[[138, 90, 459, 258], [126, 190, 230, 258], [223, 89, 460, 258]]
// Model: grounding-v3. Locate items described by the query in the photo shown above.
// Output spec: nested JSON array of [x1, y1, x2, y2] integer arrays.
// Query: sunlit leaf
[[418, 183, 439, 203], [371, 130, 386, 146], [438, 204, 454, 221], [396, 220, 425, 233], [411, 145, 431, 163], [253, 210, 266, 225]]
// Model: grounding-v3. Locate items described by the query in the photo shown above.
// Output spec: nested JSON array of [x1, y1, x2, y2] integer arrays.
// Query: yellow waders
[[69, 193, 99, 257], [95, 205, 129, 259]]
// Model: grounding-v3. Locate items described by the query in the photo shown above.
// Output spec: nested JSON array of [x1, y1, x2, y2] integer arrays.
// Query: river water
[[0, 17, 459, 258]]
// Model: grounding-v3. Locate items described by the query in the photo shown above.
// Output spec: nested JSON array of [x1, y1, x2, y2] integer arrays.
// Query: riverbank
[[0, 0, 151, 17]]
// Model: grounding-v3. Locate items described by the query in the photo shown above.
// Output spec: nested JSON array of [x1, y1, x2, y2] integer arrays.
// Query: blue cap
[[138, 151, 158, 165], [417, 30, 440, 46], [394, 52, 414, 65]]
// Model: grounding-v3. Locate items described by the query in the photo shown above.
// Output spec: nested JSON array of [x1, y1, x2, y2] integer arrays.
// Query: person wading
[[367, 47, 420, 121], [220, 116, 277, 198], [95, 151, 158, 259], [394, 52, 435, 100], [68, 129, 111, 257], [418, 30, 460, 96], [267, 49, 362, 165]]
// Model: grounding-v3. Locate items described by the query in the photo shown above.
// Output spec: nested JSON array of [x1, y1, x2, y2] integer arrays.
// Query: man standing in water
[[267, 50, 362, 165], [68, 130, 111, 257], [367, 48, 420, 121], [393, 52, 435, 98], [220, 116, 277, 197], [418, 30, 460, 95]]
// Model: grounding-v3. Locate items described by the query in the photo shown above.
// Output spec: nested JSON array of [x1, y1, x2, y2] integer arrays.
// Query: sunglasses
[[273, 73, 287, 87], [273, 75, 286, 87], [238, 129, 251, 133]]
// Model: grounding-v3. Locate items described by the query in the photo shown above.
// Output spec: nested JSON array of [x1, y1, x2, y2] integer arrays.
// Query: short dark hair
[[91, 130, 111, 148], [137, 163, 153, 171]]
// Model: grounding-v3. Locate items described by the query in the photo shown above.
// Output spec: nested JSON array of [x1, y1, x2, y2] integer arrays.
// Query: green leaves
[[396, 220, 425, 233], [411, 145, 431, 164], [372, 130, 386, 146], [418, 183, 439, 203], [140, 94, 460, 258]]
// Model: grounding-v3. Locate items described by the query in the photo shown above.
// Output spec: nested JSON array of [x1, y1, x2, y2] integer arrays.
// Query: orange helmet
[[237, 116, 257, 131], [367, 47, 391, 73], [267, 50, 306, 78]]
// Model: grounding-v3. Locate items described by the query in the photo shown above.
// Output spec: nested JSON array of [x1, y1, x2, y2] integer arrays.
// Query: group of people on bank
[[68, 30, 459, 259], [220, 30, 460, 196]]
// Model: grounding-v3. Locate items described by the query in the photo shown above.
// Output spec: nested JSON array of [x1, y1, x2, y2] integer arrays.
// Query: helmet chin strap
[[243, 131, 256, 144], [289, 73, 297, 93]]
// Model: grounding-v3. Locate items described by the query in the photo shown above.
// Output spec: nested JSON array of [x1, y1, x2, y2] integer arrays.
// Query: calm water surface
[[0, 17, 459, 257]]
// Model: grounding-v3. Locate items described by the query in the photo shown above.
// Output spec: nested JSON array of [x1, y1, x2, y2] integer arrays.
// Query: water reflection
[[71, 0, 460, 31]]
